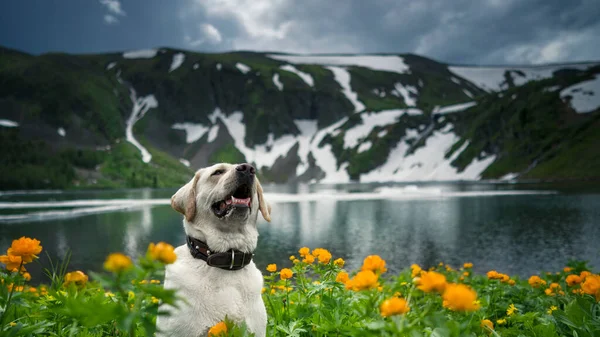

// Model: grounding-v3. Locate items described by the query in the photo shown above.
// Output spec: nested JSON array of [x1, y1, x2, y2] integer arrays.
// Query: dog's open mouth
[[211, 183, 252, 218]]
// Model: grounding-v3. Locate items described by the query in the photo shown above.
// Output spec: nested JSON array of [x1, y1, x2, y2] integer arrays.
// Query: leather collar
[[186, 236, 254, 271]]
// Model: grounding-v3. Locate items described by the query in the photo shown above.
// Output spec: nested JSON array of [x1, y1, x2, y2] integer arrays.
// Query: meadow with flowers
[[1, 236, 600, 336]]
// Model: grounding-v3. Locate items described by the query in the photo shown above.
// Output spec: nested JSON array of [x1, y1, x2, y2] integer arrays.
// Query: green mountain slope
[[0, 46, 598, 190]]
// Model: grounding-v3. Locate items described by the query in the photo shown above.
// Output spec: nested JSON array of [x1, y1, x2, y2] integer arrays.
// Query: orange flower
[[442, 283, 480, 312], [508, 279, 516, 286], [481, 319, 494, 330], [302, 255, 315, 264], [22, 272, 31, 281], [563, 267, 572, 273], [463, 262, 473, 269], [312, 248, 332, 264], [147, 242, 177, 264], [103, 253, 133, 273], [487, 270, 510, 282], [580, 271, 592, 280], [0, 254, 24, 272], [581, 274, 600, 301], [345, 270, 379, 291], [380, 297, 410, 317], [208, 321, 228, 337], [417, 271, 447, 293], [266, 264, 277, 272], [361, 255, 387, 274], [336, 271, 349, 284], [6, 283, 24, 292], [7, 237, 42, 263], [411, 264, 422, 278], [298, 247, 310, 257], [333, 258, 345, 268], [63, 271, 88, 287], [528, 275, 546, 288], [280, 268, 293, 280]]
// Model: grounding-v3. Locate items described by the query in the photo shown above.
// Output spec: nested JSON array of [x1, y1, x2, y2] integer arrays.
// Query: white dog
[[156, 163, 271, 337]]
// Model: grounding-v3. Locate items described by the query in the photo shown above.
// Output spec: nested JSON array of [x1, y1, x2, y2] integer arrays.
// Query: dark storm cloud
[[0, 0, 598, 64], [179, 0, 600, 64]]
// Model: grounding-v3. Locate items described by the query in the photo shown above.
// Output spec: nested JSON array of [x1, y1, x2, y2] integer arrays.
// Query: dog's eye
[[211, 169, 225, 176]]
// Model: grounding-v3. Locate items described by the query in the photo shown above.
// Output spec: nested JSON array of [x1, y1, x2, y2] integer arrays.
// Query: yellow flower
[[547, 305, 558, 315], [345, 270, 379, 291], [464, 262, 473, 269], [507, 304, 517, 316], [581, 274, 600, 301], [481, 319, 494, 330], [280, 268, 293, 280], [22, 271, 31, 281], [442, 283, 480, 312], [417, 271, 447, 293], [361, 255, 387, 274], [463, 271, 470, 277], [151, 296, 160, 304], [334, 258, 345, 268], [208, 321, 228, 337], [336, 271, 349, 284], [496, 319, 506, 325], [103, 253, 133, 273], [266, 264, 277, 272], [380, 297, 410, 317], [292, 259, 300, 264], [0, 254, 24, 272], [6, 284, 24, 292], [563, 267, 572, 273], [150, 279, 161, 284], [63, 271, 88, 287], [261, 287, 266, 294], [410, 264, 422, 278], [303, 255, 315, 264], [298, 247, 310, 257], [289, 255, 296, 261], [528, 275, 546, 288], [9, 322, 17, 327], [105, 291, 115, 298], [7, 237, 42, 263], [566, 274, 582, 286], [147, 242, 177, 264]]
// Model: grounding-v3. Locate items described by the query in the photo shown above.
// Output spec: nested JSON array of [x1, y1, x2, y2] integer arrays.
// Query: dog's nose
[[236, 163, 255, 175]]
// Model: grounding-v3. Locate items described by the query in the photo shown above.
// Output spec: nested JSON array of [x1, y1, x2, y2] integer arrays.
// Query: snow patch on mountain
[[272, 73, 284, 91], [560, 75, 600, 113], [58, 128, 66, 137], [123, 49, 157, 59], [449, 64, 593, 92], [463, 89, 474, 98], [106, 62, 117, 70], [344, 109, 409, 148], [294, 120, 318, 176], [361, 127, 495, 182], [216, 63, 222, 70], [391, 83, 418, 107], [169, 53, 185, 72], [236, 63, 251, 74], [126, 90, 158, 163], [207, 125, 219, 142], [327, 66, 365, 112], [171, 123, 210, 143], [268, 54, 410, 74], [179, 159, 191, 167], [434, 101, 477, 115], [0, 119, 18, 127], [309, 117, 350, 183], [357, 141, 372, 153], [280, 65, 314, 87]]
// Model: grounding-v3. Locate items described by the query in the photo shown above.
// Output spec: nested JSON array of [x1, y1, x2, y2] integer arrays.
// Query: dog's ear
[[171, 171, 201, 222], [255, 177, 271, 222]]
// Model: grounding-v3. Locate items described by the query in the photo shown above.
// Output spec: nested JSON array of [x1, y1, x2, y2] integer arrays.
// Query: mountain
[[0, 46, 599, 190]]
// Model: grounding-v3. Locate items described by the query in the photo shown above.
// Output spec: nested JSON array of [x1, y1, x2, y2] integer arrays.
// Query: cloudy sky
[[1, 0, 599, 65]]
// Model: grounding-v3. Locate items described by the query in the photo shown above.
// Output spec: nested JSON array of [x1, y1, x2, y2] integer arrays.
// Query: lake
[[1, 182, 599, 283]]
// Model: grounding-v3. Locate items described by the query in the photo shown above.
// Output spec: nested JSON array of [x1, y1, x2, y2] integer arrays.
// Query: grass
[[2, 236, 599, 336]]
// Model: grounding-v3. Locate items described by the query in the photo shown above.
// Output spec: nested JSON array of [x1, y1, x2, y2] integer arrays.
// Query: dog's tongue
[[231, 196, 251, 207]]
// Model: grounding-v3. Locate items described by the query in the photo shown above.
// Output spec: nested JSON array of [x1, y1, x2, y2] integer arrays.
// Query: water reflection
[[0, 185, 599, 285]]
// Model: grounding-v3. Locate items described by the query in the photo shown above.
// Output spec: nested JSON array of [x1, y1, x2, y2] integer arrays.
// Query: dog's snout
[[236, 163, 255, 175]]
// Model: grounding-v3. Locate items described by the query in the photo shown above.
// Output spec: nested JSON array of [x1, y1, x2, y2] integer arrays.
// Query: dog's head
[[171, 163, 271, 241]]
